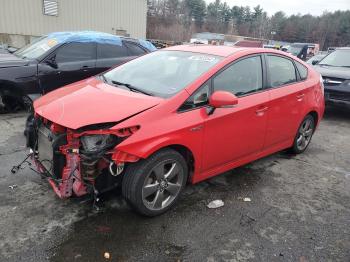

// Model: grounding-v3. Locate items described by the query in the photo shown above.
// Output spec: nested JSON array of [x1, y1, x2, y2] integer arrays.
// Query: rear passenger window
[[295, 61, 308, 80], [124, 42, 146, 56], [213, 56, 263, 96], [55, 42, 95, 63], [267, 55, 296, 87], [97, 43, 127, 59]]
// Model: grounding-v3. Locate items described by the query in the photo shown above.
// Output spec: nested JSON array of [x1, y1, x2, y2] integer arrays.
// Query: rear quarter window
[[295, 61, 308, 80], [124, 42, 146, 56]]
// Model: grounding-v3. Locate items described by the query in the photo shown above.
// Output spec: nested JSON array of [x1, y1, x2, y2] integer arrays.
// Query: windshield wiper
[[111, 80, 153, 96], [100, 74, 108, 83]]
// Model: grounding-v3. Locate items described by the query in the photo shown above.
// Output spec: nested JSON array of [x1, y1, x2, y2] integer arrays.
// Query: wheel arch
[[307, 110, 319, 126], [124, 141, 197, 183], [117, 133, 201, 183], [144, 143, 196, 183], [167, 144, 195, 182], [0, 80, 24, 97]]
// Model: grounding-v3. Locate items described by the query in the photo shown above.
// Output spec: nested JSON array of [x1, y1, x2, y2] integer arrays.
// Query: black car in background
[[0, 31, 156, 112], [313, 47, 350, 107]]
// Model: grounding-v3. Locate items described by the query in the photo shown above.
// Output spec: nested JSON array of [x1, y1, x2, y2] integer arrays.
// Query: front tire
[[0, 90, 31, 113], [122, 148, 188, 216], [290, 115, 315, 154]]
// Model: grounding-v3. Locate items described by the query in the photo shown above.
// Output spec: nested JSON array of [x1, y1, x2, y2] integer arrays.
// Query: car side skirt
[[191, 139, 293, 184]]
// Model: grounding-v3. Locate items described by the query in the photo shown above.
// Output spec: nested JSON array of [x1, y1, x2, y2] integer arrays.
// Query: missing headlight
[[80, 135, 118, 153]]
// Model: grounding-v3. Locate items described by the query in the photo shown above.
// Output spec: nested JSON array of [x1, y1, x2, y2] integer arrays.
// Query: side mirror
[[312, 60, 319, 65], [207, 91, 238, 115], [45, 56, 58, 69]]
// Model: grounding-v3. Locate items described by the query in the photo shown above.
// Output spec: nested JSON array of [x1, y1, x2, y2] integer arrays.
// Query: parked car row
[[24, 44, 325, 216], [0, 31, 156, 112]]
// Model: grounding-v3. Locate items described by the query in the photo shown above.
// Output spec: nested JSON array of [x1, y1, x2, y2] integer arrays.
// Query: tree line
[[147, 0, 350, 49]]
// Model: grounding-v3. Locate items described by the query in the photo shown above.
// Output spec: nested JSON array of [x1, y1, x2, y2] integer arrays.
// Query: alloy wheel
[[142, 159, 184, 211], [296, 117, 314, 151]]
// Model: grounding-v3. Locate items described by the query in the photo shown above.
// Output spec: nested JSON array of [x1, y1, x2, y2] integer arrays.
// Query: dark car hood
[[314, 64, 350, 80], [34, 78, 163, 129], [0, 53, 29, 68]]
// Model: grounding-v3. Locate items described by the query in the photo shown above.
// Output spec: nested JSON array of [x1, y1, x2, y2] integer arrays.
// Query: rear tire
[[122, 148, 188, 216], [290, 115, 315, 154]]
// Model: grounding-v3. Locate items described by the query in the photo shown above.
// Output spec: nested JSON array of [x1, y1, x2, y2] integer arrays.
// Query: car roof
[[47, 31, 122, 42], [164, 44, 293, 58], [164, 44, 249, 57], [45, 31, 156, 51]]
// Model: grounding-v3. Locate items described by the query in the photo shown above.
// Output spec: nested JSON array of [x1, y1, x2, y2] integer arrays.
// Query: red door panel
[[265, 82, 307, 148], [202, 91, 269, 172]]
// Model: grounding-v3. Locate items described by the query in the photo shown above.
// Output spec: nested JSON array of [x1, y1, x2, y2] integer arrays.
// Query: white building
[[0, 0, 147, 47]]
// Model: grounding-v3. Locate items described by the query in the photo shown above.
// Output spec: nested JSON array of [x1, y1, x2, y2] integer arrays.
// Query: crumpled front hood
[[314, 64, 350, 80], [0, 52, 29, 68], [34, 78, 163, 129]]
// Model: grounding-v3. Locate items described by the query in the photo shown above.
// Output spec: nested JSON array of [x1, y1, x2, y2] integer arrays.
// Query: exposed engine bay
[[23, 114, 139, 199]]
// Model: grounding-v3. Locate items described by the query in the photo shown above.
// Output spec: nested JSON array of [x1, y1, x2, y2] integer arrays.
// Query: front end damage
[[24, 114, 140, 199]]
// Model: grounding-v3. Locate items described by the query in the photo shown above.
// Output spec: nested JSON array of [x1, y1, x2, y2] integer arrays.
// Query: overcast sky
[[204, 0, 350, 16]]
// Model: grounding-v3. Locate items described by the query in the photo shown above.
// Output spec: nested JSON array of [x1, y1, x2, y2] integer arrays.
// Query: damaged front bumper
[[36, 130, 88, 198], [24, 115, 139, 199]]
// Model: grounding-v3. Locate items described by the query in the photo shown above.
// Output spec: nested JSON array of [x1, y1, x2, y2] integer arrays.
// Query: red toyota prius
[[26, 45, 325, 216]]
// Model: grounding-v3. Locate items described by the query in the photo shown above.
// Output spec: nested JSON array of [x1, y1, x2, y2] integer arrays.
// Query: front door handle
[[296, 93, 305, 101], [190, 125, 203, 132], [256, 106, 268, 116], [81, 65, 89, 72]]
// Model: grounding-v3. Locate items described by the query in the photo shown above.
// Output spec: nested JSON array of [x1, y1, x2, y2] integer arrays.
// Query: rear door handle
[[296, 93, 305, 101], [81, 65, 89, 72], [256, 106, 268, 116]]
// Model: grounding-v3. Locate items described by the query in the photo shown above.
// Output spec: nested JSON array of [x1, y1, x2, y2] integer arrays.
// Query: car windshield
[[318, 49, 350, 67], [289, 45, 303, 55], [14, 36, 59, 59], [103, 50, 222, 98]]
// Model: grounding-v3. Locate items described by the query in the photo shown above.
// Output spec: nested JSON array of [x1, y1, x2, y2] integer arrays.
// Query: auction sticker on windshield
[[188, 55, 217, 62]]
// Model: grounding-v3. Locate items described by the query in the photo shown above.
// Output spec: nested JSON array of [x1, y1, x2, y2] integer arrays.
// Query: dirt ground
[[0, 107, 349, 262]]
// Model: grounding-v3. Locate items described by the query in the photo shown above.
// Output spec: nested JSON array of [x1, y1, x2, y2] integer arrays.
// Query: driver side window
[[213, 56, 263, 96], [178, 82, 210, 112], [55, 42, 96, 63]]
